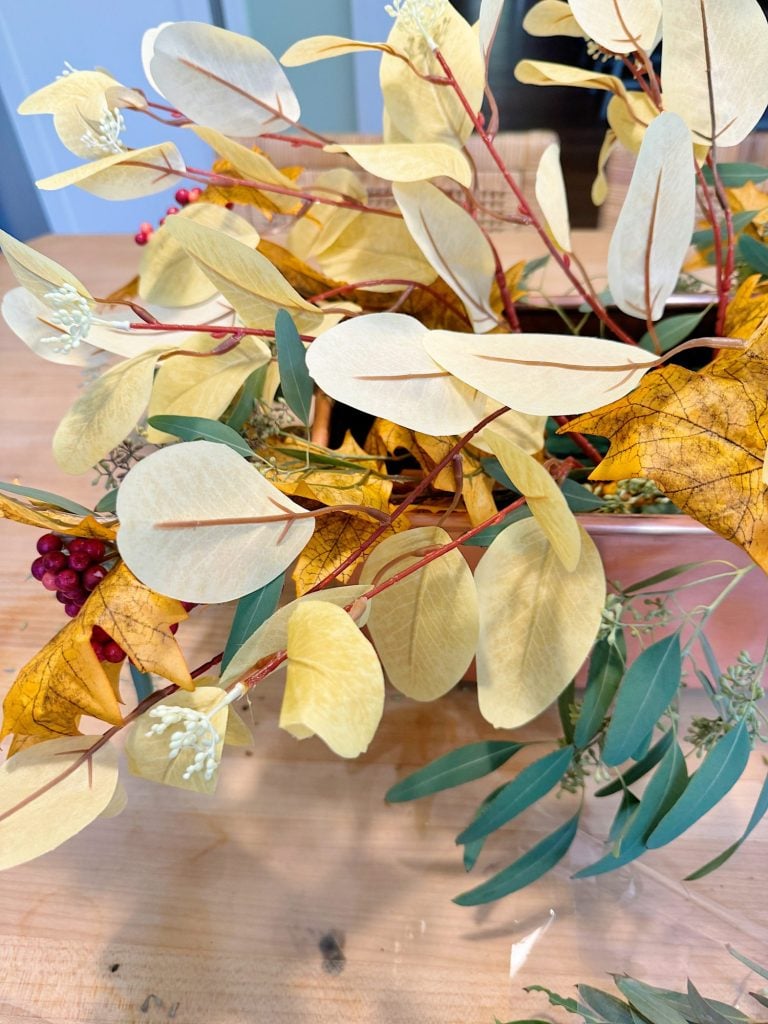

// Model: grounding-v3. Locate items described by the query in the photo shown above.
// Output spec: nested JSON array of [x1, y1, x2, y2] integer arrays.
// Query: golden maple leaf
[[568, 323, 768, 571], [0, 493, 116, 541], [2, 563, 192, 748], [724, 275, 768, 341]]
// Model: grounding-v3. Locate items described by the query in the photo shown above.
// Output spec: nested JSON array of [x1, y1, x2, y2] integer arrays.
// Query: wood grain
[[0, 236, 766, 1024]]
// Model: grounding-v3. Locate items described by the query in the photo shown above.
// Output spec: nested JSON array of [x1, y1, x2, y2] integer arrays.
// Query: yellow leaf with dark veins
[[0, 494, 116, 541]]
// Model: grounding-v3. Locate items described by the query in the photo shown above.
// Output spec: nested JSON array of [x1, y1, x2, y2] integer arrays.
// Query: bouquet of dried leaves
[[0, 0, 767, 903]]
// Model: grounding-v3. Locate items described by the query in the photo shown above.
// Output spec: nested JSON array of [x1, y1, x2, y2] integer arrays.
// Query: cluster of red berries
[[30, 534, 126, 663], [133, 186, 204, 246]]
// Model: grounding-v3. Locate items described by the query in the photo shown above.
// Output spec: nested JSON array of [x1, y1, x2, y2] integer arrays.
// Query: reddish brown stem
[[128, 322, 316, 343]]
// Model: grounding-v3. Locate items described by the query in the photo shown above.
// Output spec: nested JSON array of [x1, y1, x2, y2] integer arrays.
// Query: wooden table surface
[[0, 235, 766, 1024]]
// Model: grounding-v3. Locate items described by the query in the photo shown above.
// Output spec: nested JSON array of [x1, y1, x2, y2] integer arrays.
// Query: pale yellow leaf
[[606, 92, 659, 154], [423, 329, 658, 415], [281, 35, 395, 65], [393, 181, 498, 330], [479, 0, 506, 56], [475, 519, 605, 728], [146, 335, 270, 443], [592, 129, 617, 207], [359, 527, 478, 700], [608, 112, 696, 322], [514, 60, 629, 98], [143, 21, 300, 136], [471, 399, 547, 457], [569, 0, 661, 53], [0, 736, 119, 870], [163, 216, 324, 333], [523, 1, 584, 37], [36, 142, 186, 200], [381, 2, 484, 147], [1, 287, 98, 367], [535, 142, 572, 252], [662, 0, 768, 147], [0, 229, 91, 305], [484, 430, 581, 570], [281, 602, 384, 758], [325, 142, 472, 187], [287, 168, 368, 260], [304, 312, 491, 434], [139, 202, 261, 306], [219, 585, 372, 687], [116, 441, 315, 603], [53, 349, 164, 475], [99, 781, 128, 819]]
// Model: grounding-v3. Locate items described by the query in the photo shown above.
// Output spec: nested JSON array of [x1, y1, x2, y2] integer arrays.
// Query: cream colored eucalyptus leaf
[[535, 142, 572, 252], [143, 21, 300, 137], [471, 399, 547, 457], [0, 229, 91, 304], [592, 129, 617, 207], [522, 1, 584, 37], [380, 1, 485, 147], [304, 312, 491, 434], [318, 210, 437, 293], [53, 348, 165, 474], [116, 441, 315, 604], [125, 687, 241, 794], [99, 781, 128, 819], [358, 527, 478, 701], [0, 736, 119, 871], [393, 181, 498, 331], [162, 216, 324, 333], [146, 335, 270, 443], [190, 126, 303, 214], [608, 112, 696, 322], [281, 601, 384, 758], [287, 168, 368, 260], [475, 519, 605, 729], [281, 35, 396, 65], [1, 287, 97, 367], [139, 203, 261, 306], [36, 142, 186, 200], [607, 92, 659, 154], [484, 430, 581, 570], [514, 60, 628, 98], [479, 0, 505, 57], [423, 330, 657, 415], [569, 0, 661, 54], [219, 585, 371, 687], [662, 0, 768, 147], [326, 141, 472, 187]]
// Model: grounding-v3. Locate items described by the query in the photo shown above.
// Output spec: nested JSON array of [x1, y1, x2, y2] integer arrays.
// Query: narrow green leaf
[[523, 986, 579, 1014], [623, 563, 708, 595], [453, 813, 579, 905], [630, 729, 654, 761], [691, 211, 760, 250], [462, 783, 506, 871], [463, 507, 531, 547], [558, 679, 576, 744], [482, 456, 517, 491], [456, 746, 574, 844], [602, 634, 681, 766], [129, 663, 153, 701], [609, 791, 640, 842], [727, 946, 768, 983], [386, 741, 526, 803], [221, 572, 285, 672], [147, 415, 253, 457], [578, 985, 635, 1024], [574, 635, 627, 748], [94, 489, 118, 514], [614, 977, 690, 1024], [647, 721, 751, 848], [685, 981, 736, 1024], [749, 992, 768, 1010], [520, 254, 551, 283], [685, 770, 768, 880], [226, 364, 267, 432], [702, 162, 768, 187], [738, 234, 768, 278], [595, 730, 674, 796], [0, 480, 92, 517], [560, 477, 607, 511], [639, 986, 748, 1024], [639, 310, 711, 354], [698, 632, 722, 688], [275, 309, 313, 425]]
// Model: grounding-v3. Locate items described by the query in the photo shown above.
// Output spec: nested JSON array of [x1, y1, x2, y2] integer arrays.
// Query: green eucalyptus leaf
[[622, 563, 708, 595], [0, 480, 92, 517], [523, 985, 580, 1014], [520, 254, 550, 283], [595, 729, 675, 796], [698, 632, 722, 688], [221, 571, 286, 672], [226, 364, 267, 432], [558, 679, 576, 744], [609, 790, 640, 843], [614, 977, 690, 1024], [574, 634, 626, 748], [462, 783, 506, 871], [727, 946, 768, 983], [482, 456, 517, 491], [641, 986, 748, 1024], [630, 729, 654, 761], [702, 162, 768, 187], [453, 813, 579, 905], [456, 746, 574, 845], [639, 310, 711, 354], [578, 985, 635, 1024], [147, 414, 253, 457], [647, 720, 751, 848], [560, 477, 607, 511], [463, 507, 532, 547], [749, 992, 768, 1010], [129, 663, 153, 701], [685, 981, 736, 1024], [691, 211, 760, 250], [685, 770, 768, 880], [601, 633, 681, 767], [738, 234, 768, 278], [386, 741, 526, 803], [94, 489, 119, 514], [275, 309, 313, 426]]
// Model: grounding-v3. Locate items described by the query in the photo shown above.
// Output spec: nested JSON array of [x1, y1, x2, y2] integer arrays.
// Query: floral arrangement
[[0, 0, 767, 904]]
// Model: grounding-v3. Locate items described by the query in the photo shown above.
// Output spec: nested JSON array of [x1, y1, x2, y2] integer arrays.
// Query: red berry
[[139, 221, 154, 235], [91, 625, 111, 643], [55, 591, 70, 604], [68, 551, 92, 572], [31, 557, 47, 581], [158, 217, 166, 227], [55, 568, 80, 592], [225, 202, 235, 210], [169, 622, 179, 635], [63, 587, 88, 606], [91, 639, 107, 661], [42, 551, 67, 573], [134, 231, 149, 246], [104, 642, 126, 663], [37, 533, 62, 555], [175, 188, 190, 206], [189, 187, 202, 202], [84, 539, 106, 562], [83, 565, 108, 590], [180, 601, 196, 612], [64, 602, 81, 618], [41, 571, 59, 592], [69, 538, 90, 555], [165, 206, 179, 216]]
